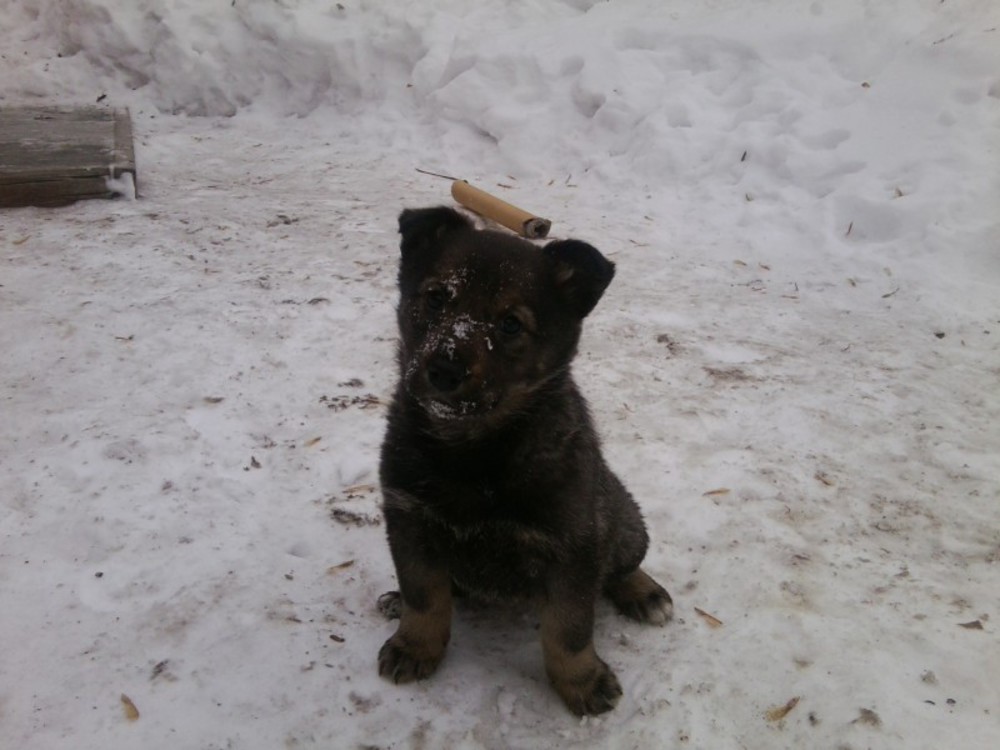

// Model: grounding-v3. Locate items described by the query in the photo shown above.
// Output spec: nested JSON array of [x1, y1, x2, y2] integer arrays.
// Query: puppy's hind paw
[[607, 568, 674, 626], [633, 587, 674, 625], [376, 590, 402, 620]]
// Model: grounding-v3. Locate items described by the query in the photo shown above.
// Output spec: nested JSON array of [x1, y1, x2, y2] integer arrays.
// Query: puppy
[[378, 206, 672, 715]]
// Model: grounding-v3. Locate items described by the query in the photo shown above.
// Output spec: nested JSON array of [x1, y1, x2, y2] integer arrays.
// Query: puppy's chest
[[440, 515, 559, 598], [428, 484, 561, 597]]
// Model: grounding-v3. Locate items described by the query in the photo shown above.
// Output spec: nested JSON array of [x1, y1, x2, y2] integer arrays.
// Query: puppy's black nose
[[427, 355, 468, 393]]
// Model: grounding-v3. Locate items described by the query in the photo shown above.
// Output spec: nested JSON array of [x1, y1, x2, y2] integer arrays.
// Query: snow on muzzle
[[407, 315, 498, 420]]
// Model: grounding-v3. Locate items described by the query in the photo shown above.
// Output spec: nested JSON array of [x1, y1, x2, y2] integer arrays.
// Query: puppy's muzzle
[[426, 354, 469, 394]]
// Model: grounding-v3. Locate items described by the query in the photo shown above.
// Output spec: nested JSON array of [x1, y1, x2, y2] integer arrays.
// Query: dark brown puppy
[[378, 206, 672, 715]]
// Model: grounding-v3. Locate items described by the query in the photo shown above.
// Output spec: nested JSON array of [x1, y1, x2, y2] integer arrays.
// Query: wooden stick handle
[[451, 180, 551, 239]]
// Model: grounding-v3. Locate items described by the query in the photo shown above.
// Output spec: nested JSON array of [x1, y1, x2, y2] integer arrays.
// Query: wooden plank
[[0, 106, 137, 207]]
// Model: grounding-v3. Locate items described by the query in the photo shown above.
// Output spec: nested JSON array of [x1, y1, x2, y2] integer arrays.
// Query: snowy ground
[[2, 1, 999, 748]]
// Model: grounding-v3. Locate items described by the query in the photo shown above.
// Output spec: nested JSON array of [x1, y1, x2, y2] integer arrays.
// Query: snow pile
[[8, 1, 998, 187], [7, 1, 999, 297], [1, 1, 999, 749], [9, 0, 415, 116]]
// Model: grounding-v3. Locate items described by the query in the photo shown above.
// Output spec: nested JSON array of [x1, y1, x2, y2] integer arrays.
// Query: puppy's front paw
[[553, 658, 623, 716], [378, 633, 444, 684]]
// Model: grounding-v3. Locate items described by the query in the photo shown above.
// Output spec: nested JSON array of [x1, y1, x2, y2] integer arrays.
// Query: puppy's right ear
[[398, 207, 471, 257], [544, 239, 616, 318]]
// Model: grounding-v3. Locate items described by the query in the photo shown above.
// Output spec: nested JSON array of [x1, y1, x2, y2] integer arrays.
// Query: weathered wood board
[[0, 106, 137, 208]]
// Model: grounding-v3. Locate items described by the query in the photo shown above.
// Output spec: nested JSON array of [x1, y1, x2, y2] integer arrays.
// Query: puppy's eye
[[426, 289, 447, 311], [499, 314, 523, 335]]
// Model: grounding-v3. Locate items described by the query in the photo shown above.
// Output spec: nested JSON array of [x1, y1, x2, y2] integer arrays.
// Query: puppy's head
[[394, 206, 615, 440]]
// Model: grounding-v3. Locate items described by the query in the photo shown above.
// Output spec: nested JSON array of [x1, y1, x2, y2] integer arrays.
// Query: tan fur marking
[[610, 567, 659, 601], [379, 570, 453, 683], [540, 606, 621, 714]]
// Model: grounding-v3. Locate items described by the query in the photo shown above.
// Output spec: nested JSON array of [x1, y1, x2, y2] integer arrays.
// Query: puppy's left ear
[[398, 206, 471, 258], [544, 239, 616, 318]]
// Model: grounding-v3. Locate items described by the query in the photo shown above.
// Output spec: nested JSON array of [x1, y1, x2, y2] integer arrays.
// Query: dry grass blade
[[814, 471, 834, 486], [343, 483, 376, 495], [694, 607, 723, 628], [702, 488, 731, 497], [765, 696, 800, 722], [327, 559, 356, 574], [121, 693, 140, 721], [853, 708, 882, 727]]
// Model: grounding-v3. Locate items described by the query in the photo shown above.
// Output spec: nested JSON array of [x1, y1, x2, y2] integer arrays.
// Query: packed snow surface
[[2, 1, 999, 748]]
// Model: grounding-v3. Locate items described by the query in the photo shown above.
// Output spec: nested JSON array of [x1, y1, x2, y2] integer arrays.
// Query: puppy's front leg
[[541, 566, 622, 715], [378, 491, 452, 683], [378, 566, 452, 683]]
